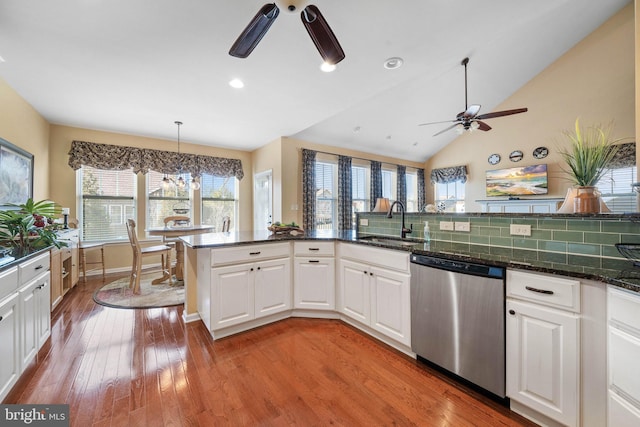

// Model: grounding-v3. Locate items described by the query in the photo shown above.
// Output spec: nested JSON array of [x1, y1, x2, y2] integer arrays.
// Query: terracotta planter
[[573, 186, 600, 214]]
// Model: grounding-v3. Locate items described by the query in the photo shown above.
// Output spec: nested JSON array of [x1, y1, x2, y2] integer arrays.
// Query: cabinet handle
[[509, 309, 516, 315], [370, 272, 373, 276], [249, 251, 261, 255], [308, 260, 320, 263], [35, 265, 44, 270], [36, 284, 44, 290], [363, 271, 368, 275], [0, 316, 3, 322], [525, 286, 554, 295], [250, 268, 254, 271], [308, 248, 320, 251], [257, 266, 261, 270]]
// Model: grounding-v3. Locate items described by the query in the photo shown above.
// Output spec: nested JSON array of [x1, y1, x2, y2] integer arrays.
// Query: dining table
[[146, 224, 215, 282]]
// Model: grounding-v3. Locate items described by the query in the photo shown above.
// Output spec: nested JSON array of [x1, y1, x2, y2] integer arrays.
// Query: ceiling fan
[[419, 57, 528, 136], [229, 1, 345, 66]]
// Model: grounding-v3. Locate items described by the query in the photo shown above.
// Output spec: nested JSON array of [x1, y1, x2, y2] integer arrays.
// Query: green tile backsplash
[[356, 213, 640, 271]]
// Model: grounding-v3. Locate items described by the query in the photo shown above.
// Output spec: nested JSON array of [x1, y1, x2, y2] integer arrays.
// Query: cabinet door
[[255, 258, 291, 319], [211, 263, 254, 329], [70, 231, 80, 287], [294, 258, 335, 310], [36, 273, 51, 347], [338, 259, 370, 324], [506, 299, 579, 427], [370, 266, 410, 346], [0, 292, 19, 402], [49, 249, 62, 311], [19, 278, 38, 369]]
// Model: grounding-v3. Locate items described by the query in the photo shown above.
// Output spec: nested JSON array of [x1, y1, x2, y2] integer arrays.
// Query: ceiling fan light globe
[[470, 121, 480, 130], [320, 62, 336, 72], [455, 124, 465, 134], [191, 178, 201, 191]]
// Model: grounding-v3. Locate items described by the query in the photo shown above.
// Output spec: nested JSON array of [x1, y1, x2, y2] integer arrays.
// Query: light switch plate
[[359, 218, 369, 226], [455, 222, 470, 232], [510, 224, 531, 236], [440, 221, 454, 231]]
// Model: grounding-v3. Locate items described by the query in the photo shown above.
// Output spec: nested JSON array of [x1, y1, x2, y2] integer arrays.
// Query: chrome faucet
[[387, 200, 412, 239]]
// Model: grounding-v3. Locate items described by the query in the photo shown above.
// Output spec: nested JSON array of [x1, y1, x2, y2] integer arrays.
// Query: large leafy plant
[[0, 199, 65, 255], [557, 118, 622, 187]]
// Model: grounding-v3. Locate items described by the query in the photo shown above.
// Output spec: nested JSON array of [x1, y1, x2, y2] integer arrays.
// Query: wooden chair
[[69, 218, 105, 282], [126, 219, 172, 294]]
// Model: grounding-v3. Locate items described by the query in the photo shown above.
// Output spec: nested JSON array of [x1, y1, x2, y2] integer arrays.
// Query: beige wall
[[0, 78, 51, 200], [425, 3, 635, 212]]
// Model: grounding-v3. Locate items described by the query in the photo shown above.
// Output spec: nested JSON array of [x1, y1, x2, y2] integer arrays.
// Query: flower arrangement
[[0, 199, 66, 256]]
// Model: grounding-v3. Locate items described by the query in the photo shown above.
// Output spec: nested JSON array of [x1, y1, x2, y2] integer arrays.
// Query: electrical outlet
[[455, 221, 470, 232], [510, 224, 532, 236], [359, 218, 369, 226], [440, 221, 454, 231]]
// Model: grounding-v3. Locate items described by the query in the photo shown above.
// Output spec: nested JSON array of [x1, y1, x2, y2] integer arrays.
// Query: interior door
[[254, 170, 272, 231]]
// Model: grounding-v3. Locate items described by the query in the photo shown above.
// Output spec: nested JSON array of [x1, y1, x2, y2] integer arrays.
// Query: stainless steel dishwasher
[[410, 254, 506, 398]]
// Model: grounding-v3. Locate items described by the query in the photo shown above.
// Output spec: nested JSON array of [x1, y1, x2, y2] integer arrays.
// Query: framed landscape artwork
[[486, 164, 548, 197], [0, 137, 34, 209]]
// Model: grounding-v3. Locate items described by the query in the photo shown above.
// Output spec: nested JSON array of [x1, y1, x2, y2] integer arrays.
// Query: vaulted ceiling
[[0, 0, 631, 162]]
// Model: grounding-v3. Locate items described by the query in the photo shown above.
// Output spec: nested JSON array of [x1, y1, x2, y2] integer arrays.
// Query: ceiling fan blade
[[476, 120, 492, 131], [229, 3, 280, 58], [433, 123, 460, 136], [418, 119, 457, 126], [301, 5, 345, 65], [475, 107, 528, 121]]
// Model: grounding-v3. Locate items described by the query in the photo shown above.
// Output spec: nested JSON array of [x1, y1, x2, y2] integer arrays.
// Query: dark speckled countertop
[[180, 230, 640, 294]]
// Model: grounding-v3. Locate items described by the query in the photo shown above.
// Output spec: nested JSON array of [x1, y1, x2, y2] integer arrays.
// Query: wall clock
[[533, 146, 549, 159], [509, 150, 523, 162], [488, 153, 501, 165]]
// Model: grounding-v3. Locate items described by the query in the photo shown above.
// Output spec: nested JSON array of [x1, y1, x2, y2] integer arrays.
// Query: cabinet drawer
[[609, 286, 640, 333], [609, 327, 640, 406], [294, 241, 334, 257], [0, 267, 18, 302], [211, 243, 290, 266], [19, 253, 50, 285], [338, 243, 409, 273], [507, 269, 580, 312]]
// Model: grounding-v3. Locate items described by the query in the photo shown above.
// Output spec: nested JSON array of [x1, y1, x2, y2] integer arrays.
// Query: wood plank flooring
[[4, 273, 537, 426]]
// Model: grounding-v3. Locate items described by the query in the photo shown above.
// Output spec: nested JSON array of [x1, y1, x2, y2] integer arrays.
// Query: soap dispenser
[[423, 221, 431, 245]]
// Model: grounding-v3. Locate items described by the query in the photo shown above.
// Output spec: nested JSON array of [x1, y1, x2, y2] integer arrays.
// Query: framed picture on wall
[[0, 137, 34, 209]]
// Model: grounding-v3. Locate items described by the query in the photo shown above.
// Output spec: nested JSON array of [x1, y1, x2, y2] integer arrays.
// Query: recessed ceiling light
[[383, 57, 404, 70], [320, 62, 336, 72], [229, 78, 244, 89], [353, 126, 361, 133]]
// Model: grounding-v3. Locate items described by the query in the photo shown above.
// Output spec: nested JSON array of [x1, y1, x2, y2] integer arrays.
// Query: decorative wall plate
[[488, 153, 501, 165], [533, 146, 549, 159], [509, 150, 523, 162]]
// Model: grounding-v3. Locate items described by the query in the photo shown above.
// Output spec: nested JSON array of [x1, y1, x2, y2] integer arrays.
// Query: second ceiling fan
[[229, 2, 345, 66], [419, 57, 528, 136]]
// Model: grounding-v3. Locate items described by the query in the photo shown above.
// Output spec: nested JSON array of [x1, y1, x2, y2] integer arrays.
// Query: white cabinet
[[0, 251, 51, 402], [337, 243, 411, 347], [0, 292, 20, 402], [608, 286, 640, 426], [293, 241, 335, 311], [506, 270, 580, 427], [204, 243, 291, 336]]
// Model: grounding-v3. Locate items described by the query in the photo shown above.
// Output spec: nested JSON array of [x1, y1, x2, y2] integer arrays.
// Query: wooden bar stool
[[80, 242, 105, 282]]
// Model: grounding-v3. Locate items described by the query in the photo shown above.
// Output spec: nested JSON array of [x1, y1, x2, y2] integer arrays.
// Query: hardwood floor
[[4, 273, 537, 426]]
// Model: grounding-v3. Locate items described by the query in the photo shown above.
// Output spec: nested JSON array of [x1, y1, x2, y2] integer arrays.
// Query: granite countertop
[[0, 247, 53, 272], [181, 230, 640, 294]]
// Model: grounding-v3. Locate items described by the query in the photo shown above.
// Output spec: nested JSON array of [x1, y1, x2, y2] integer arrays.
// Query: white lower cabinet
[[338, 244, 410, 347], [19, 271, 51, 369], [0, 292, 20, 401], [293, 241, 335, 311], [608, 286, 640, 426], [204, 243, 292, 335], [506, 269, 580, 427]]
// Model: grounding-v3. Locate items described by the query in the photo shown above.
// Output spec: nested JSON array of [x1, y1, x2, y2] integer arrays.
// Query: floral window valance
[[430, 165, 468, 184], [608, 142, 636, 169], [68, 140, 244, 180]]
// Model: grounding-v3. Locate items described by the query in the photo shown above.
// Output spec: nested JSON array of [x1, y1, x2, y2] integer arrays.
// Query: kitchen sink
[[357, 236, 419, 247]]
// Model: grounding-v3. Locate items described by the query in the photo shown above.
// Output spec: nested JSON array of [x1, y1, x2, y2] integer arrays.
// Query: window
[[381, 168, 397, 200], [434, 181, 465, 212], [146, 171, 191, 229], [351, 165, 370, 227], [79, 166, 136, 241], [201, 174, 238, 232], [596, 166, 637, 213], [406, 170, 418, 211], [315, 161, 337, 230]]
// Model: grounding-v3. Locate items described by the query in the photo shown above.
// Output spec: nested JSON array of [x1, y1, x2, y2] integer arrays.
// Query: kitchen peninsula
[[180, 212, 640, 427]]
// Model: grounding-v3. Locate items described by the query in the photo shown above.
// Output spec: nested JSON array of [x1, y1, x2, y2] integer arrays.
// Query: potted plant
[[0, 199, 65, 256], [557, 118, 622, 213]]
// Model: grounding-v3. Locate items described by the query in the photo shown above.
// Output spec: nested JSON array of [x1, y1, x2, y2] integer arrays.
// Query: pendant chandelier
[[162, 121, 200, 190]]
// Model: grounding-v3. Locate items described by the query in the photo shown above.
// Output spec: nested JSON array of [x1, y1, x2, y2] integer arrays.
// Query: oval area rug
[[93, 273, 184, 309]]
